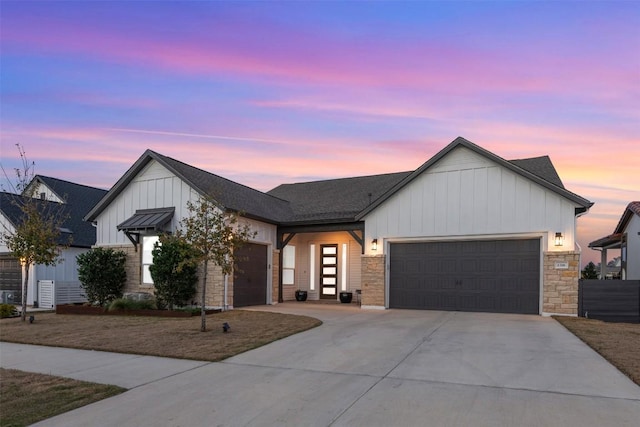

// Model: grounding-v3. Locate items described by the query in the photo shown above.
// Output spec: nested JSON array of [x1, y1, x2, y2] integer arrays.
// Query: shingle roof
[[509, 156, 565, 189], [85, 150, 292, 224], [33, 176, 108, 247], [268, 172, 411, 224], [589, 202, 639, 249], [0, 191, 74, 247]]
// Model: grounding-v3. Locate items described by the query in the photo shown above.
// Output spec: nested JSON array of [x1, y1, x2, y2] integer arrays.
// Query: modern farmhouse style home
[[85, 137, 593, 315]]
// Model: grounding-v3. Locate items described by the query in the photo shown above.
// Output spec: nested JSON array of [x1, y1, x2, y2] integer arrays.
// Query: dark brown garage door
[[389, 239, 540, 314], [233, 243, 267, 307], [0, 256, 22, 302]]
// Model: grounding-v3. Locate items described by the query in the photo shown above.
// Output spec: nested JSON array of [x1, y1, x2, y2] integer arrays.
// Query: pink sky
[[1, 1, 638, 267]]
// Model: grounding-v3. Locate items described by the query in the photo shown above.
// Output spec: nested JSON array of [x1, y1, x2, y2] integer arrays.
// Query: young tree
[[0, 145, 69, 321], [581, 261, 599, 280], [180, 197, 256, 332], [77, 247, 127, 306], [150, 234, 199, 310]]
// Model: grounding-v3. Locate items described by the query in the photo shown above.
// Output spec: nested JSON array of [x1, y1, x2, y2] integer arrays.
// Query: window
[[142, 235, 160, 284], [282, 245, 295, 286]]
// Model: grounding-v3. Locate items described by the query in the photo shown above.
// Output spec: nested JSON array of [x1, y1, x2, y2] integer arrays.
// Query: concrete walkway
[[2, 303, 639, 426]]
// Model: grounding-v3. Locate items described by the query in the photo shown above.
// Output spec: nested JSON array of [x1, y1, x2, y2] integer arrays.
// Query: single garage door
[[389, 239, 540, 314], [233, 243, 267, 307]]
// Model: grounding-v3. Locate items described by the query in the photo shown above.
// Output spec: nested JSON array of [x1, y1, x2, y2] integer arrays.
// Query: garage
[[389, 239, 540, 314], [233, 243, 268, 307]]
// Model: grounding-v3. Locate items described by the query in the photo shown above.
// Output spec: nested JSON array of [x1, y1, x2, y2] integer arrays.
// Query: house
[[85, 137, 592, 316], [0, 176, 108, 307], [588, 202, 640, 280]]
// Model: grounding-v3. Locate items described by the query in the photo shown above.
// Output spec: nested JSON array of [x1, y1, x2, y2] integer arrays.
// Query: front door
[[320, 244, 338, 299]]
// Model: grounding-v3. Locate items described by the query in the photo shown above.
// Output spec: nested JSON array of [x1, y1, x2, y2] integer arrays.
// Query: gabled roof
[[0, 191, 74, 247], [32, 176, 108, 247], [356, 137, 593, 220], [267, 171, 412, 225], [85, 150, 292, 224], [2, 176, 107, 248], [590, 201, 640, 249]]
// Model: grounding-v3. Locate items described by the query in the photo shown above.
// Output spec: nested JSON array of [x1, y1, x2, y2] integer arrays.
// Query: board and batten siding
[[94, 159, 277, 247], [363, 146, 579, 254]]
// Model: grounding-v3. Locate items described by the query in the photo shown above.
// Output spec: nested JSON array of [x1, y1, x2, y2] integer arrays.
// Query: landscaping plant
[[77, 247, 127, 306], [149, 234, 199, 310]]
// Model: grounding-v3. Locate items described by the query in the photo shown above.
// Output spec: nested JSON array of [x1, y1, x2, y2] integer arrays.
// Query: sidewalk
[[0, 342, 209, 389]]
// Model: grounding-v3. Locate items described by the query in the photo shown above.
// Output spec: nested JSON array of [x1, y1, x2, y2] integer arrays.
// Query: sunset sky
[[1, 1, 638, 266]]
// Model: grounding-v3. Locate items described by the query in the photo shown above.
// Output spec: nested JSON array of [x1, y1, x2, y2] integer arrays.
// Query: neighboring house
[[589, 202, 640, 280], [0, 176, 108, 307], [85, 137, 593, 316]]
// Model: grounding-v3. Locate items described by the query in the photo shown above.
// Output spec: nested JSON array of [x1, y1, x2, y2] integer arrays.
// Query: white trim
[[542, 312, 577, 318], [341, 243, 348, 291], [309, 244, 316, 291]]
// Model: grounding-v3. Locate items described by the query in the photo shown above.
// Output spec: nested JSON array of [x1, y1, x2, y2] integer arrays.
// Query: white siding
[[626, 215, 640, 280], [364, 146, 579, 254], [30, 182, 64, 203], [94, 159, 277, 248]]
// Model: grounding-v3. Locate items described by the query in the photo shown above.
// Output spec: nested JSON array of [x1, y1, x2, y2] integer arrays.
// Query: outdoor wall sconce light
[[371, 239, 378, 251], [554, 232, 564, 246]]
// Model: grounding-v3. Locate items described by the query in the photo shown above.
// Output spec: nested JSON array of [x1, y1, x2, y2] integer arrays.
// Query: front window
[[142, 235, 160, 284], [283, 245, 295, 286]]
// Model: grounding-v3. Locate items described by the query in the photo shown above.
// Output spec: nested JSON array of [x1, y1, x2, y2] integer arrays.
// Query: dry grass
[[0, 368, 124, 427], [0, 310, 322, 361], [554, 316, 640, 385]]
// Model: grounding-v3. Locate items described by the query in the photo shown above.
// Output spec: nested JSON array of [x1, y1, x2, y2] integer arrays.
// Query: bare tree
[[0, 145, 69, 321], [179, 197, 255, 332]]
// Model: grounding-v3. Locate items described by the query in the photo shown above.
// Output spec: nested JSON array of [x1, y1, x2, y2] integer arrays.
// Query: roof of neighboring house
[[2, 176, 107, 248], [589, 201, 640, 249], [356, 137, 592, 219], [268, 171, 413, 224], [85, 150, 292, 224], [0, 191, 74, 247]]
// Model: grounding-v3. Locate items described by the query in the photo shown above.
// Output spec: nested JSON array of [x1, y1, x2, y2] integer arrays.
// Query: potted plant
[[295, 290, 308, 301], [339, 292, 353, 303]]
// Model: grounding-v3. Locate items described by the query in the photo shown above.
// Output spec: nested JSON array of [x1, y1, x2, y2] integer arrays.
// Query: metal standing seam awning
[[117, 207, 175, 249]]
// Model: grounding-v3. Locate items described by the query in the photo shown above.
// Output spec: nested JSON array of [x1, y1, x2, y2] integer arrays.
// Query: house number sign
[[555, 262, 569, 269]]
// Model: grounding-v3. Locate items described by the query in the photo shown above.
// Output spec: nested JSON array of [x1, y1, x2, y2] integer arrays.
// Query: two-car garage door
[[389, 239, 540, 314]]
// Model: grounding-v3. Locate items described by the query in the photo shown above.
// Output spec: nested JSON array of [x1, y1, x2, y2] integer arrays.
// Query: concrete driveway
[[3, 303, 639, 426]]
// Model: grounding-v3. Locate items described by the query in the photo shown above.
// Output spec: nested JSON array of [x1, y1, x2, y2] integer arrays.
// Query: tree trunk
[[21, 263, 30, 322], [200, 259, 208, 332]]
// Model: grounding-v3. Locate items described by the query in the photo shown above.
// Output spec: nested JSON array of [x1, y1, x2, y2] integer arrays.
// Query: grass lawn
[[554, 316, 640, 386], [0, 310, 322, 361], [0, 368, 125, 427]]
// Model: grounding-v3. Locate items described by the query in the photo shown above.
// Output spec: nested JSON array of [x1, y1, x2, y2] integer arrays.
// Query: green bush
[[108, 298, 156, 311], [77, 247, 127, 306], [150, 234, 198, 310], [0, 303, 18, 318]]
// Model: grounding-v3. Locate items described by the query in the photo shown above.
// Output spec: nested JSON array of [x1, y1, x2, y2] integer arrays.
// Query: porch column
[[600, 248, 607, 279]]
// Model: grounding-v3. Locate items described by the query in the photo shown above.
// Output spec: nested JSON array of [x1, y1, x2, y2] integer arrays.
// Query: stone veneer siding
[[543, 251, 580, 315], [361, 255, 385, 307], [272, 249, 280, 303]]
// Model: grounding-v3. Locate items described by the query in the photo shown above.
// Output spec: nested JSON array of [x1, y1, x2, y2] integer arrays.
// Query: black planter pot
[[295, 290, 308, 301], [339, 292, 353, 303]]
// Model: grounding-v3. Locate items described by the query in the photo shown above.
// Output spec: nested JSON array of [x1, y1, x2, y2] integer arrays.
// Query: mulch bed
[[55, 304, 220, 317]]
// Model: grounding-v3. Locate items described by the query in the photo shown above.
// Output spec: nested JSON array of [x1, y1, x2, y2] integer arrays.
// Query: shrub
[[108, 298, 156, 311], [0, 303, 18, 318], [77, 247, 127, 306], [149, 234, 198, 310]]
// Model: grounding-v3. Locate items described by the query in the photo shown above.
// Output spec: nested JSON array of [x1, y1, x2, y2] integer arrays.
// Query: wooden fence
[[578, 279, 640, 323]]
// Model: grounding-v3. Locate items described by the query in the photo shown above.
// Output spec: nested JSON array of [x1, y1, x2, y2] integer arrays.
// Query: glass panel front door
[[320, 244, 338, 299]]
